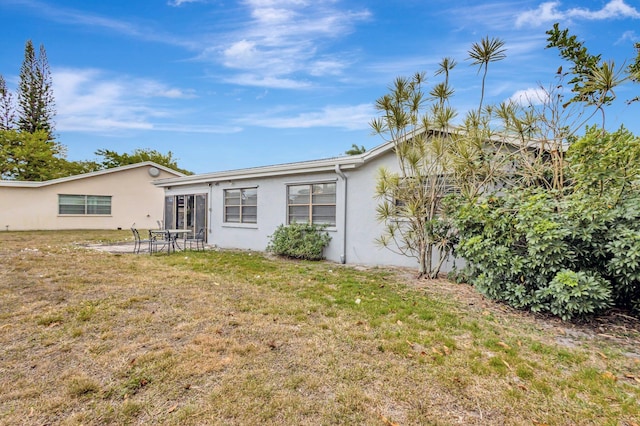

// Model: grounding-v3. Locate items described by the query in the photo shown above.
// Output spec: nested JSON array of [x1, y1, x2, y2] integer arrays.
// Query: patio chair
[[149, 230, 169, 254], [184, 228, 205, 251], [131, 228, 151, 254]]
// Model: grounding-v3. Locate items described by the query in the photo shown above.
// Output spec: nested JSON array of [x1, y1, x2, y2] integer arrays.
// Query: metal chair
[[131, 228, 151, 254], [184, 228, 205, 251], [149, 230, 169, 254]]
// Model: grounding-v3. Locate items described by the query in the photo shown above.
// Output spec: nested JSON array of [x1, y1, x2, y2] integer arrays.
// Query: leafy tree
[[567, 125, 640, 204], [17, 40, 55, 139], [1, 41, 192, 180], [58, 158, 103, 176], [0, 129, 65, 180], [0, 75, 15, 130], [345, 144, 366, 155], [95, 148, 193, 175], [546, 24, 631, 129]]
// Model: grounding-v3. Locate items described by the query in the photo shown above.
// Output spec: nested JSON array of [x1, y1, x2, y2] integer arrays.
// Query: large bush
[[453, 187, 640, 319], [449, 126, 640, 319], [267, 223, 332, 261]]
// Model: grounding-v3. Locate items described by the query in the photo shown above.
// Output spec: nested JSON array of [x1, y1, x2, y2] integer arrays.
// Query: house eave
[[153, 156, 368, 188], [0, 161, 185, 188]]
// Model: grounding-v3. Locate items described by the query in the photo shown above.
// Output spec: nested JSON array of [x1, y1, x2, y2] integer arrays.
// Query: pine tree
[[0, 75, 15, 130], [17, 40, 56, 139]]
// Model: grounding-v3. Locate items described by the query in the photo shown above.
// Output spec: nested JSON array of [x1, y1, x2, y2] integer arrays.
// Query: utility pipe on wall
[[334, 164, 347, 264]]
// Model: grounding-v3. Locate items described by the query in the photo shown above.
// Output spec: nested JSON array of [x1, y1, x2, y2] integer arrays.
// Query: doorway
[[164, 194, 207, 241]]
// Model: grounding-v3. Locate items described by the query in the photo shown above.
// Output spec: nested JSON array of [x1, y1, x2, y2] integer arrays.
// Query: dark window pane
[[225, 189, 241, 205], [60, 204, 85, 214], [243, 214, 257, 223], [288, 205, 309, 224], [312, 193, 336, 204], [87, 196, 111, 214], [225, 206, 240, 222], [59, 194, 111, 215], [242, 206, 257, 223], [312, 205, 336, 225]]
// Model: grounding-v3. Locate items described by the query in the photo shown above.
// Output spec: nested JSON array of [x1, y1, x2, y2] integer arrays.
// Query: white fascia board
[[154, 158, 365, 188]]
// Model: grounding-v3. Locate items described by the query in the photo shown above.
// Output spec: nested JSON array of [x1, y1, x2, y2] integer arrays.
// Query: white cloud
[[168, 0, 205, 6], [52, 68, 206, 132], [224, 73, 311, 89], [239, 104, 374, 130], [569, 0, 640, 20], [445, 2, 529, 31], [515, 1, 563, 27], [617, 30, 638, 44], [516, 0, 640, 28], [204, 1, 371, 89], [508, 87, 551, 106], [12, 0, 197, 49]]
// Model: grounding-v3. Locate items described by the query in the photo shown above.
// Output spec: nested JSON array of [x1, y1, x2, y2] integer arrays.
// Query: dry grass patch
[[0, 230, 639, 425]]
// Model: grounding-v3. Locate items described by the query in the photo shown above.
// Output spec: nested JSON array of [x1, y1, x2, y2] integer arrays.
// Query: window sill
[[58, 214, 112, 217], [288, 225, 338, 232], [222, 223, 258, 229]]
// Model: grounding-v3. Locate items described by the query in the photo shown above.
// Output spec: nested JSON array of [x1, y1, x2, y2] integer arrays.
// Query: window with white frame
[[58, 195, 112, 215], [224, 187, 257, 223], [287, 182, 336, 226]]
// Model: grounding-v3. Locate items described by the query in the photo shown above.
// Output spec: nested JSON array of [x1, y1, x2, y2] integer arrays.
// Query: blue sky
[[1, 0, 639, 174]]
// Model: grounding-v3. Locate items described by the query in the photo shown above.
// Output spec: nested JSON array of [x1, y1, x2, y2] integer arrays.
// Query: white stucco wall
[[163, 150, 458, 272], [164, 171, 346, 261], [343, 151, 460, 271]]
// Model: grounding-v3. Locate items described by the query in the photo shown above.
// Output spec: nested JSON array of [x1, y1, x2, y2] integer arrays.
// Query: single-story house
[[153, 138, 459, 271], [0, 162, 184, 231]]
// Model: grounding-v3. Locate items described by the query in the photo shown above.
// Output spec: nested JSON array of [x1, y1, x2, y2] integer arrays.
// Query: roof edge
[[0, 161, 186, 188], [152, 143, 397, 188]]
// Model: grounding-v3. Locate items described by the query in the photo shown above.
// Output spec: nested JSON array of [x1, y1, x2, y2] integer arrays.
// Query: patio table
[[150, 229, 192, 254]]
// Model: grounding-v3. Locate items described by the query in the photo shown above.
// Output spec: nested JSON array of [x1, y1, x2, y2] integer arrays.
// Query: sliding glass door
[[164, 194, 207, 240]]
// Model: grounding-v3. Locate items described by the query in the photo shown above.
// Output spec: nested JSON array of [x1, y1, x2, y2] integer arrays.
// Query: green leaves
[[266, 223, 332, 261], [566, 125, 640, 201], [95, 148, 193, 175], [467, 36, 507, 68], [537, 270, 612, 321], [453, 182, 640, 319]]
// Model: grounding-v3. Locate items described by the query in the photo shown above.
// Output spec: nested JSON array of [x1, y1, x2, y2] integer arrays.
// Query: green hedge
[[452, 188, 639, 320], [267, 223, 332, 261]]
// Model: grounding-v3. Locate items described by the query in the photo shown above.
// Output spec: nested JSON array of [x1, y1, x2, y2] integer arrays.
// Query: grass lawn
[[1, 230, 639, 425]]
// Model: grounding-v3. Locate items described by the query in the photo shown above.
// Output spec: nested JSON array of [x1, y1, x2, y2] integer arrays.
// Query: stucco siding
[[166, 172, 346, 260], [0, 164, 180, 231], [155, 138, 462, 272]]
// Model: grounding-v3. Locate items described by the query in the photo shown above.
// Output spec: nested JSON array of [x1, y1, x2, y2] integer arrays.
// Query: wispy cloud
[[444, 2, 528, 31], [616, 30, 638, 44], [52, 68, 228, 133], [4, 0, 198, 49], [201, 0, 371, 89], [516, 0, 640, 28], [167, 0, 206, 6], [223, 73, 311, 89], [6, 0, 371, 91], [238, 104, 374, 130]]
